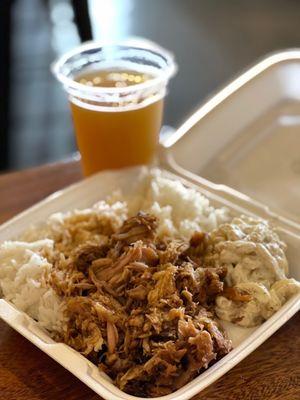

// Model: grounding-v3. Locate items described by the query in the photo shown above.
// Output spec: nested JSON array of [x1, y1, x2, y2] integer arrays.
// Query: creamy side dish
[[210, 216, 300, 326]]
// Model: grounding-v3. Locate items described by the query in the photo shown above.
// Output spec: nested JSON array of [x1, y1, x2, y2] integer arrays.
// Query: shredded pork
[[48, 212, 232, 397]]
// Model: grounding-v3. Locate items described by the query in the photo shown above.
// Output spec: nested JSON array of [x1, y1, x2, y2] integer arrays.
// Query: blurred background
[[1, 0, 300, 172]]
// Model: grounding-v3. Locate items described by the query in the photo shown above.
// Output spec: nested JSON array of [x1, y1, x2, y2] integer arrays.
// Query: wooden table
[[0, 160, 299, 400]]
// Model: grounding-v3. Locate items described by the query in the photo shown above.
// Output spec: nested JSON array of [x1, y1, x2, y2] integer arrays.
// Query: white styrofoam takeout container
[[1, 50, 300, 400]]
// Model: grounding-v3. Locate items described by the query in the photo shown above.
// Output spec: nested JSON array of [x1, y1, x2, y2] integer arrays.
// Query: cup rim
[[51, 38, 177, 95]]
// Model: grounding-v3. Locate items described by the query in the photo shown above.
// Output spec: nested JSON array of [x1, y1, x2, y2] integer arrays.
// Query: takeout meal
[[0, 171, 299, 397]]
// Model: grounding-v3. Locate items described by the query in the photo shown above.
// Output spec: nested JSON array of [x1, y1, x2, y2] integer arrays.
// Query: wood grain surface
[[0, 161, 299, 400]]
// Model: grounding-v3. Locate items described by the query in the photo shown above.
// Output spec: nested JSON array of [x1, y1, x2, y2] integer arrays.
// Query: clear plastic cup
[[52, 38, 177, 176]]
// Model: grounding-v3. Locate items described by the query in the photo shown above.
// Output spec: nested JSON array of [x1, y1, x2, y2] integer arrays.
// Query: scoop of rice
[[109, 170, 229, 238], [0, 239, 64, 331], [142, 171, 228, 238]]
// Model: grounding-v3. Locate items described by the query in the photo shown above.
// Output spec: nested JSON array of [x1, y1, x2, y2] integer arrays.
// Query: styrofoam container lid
[[161, 50, 300, 228]]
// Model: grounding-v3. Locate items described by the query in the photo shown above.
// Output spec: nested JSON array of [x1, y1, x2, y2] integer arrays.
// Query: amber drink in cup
[[52, 40, 176, 176]]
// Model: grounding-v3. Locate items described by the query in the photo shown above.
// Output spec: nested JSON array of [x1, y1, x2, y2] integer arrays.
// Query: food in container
[[0, 169, 299, 398]]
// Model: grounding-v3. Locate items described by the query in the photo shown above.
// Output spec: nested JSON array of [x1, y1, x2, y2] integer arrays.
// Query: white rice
[[0, 239, 64, 331], [141, 172, 228, 238], [0, 172, 229, 333]]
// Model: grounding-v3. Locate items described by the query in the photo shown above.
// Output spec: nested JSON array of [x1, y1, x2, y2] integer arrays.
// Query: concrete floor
[[7, 0, 300, 170]]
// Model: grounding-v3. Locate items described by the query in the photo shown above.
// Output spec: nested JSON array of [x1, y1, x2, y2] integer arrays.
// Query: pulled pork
[[49, 212, 232, 397]]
